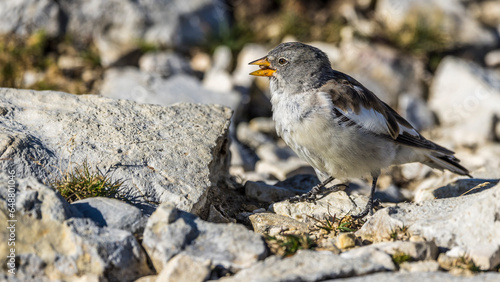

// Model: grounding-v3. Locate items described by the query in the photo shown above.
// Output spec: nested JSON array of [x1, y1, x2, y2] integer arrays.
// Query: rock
[[345, 241, 438, 261], [100, 68, 241, 110], [375, 0, 496, 48], [244, 181, 295, 203], [255, 158, 315, 181], [203, 70, 234, 93], [248, 212, 310, 236], [58, 0, 229, 66], [335, 271, 500, 281], [221, 249, 394, 281], [415, 178, 499, 202], [0, 174, 152, 281], [336, 233, 357, 249], [142, 203, 267, 274], [399, 163, 432, 181], [335, 40, 425, 107], [399, 260, 440, 272], [0, 88, 232, 216], [66, 218, 153, 281], [71, 197, 148, 236], [429, 56, 500, 146], [57, 55, 86, 71], [0, 0, 62, 37], [398, 95, 436, 131], [485, 49, 500, 68], [211, 45, 232, 72], [272, 191, 368, 224], [139, 51, 192, 77], [357, 182, 500, 270], [156, 254, 211, 282]]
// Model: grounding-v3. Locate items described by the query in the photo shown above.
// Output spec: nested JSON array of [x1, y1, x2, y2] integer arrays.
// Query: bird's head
[[249, 42, 333, 91]]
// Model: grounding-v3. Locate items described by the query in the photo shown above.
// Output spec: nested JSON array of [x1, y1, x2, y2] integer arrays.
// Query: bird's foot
[[351, 198, 381, 219], [289, 183, 347, 203]]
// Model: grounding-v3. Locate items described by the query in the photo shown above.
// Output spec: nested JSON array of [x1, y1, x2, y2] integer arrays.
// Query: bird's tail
[[424, 153, 471, 177]]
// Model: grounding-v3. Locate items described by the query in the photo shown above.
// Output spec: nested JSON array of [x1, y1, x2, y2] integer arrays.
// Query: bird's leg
[[352, 175, 379, 218], [289, 176, 345, 203]]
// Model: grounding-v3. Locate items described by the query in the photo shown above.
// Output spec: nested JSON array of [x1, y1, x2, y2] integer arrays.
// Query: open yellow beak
[[249, 57, 276, 77]]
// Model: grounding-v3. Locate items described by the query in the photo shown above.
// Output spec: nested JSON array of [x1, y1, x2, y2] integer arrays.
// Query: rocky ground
[[1, 0, 500, 281]]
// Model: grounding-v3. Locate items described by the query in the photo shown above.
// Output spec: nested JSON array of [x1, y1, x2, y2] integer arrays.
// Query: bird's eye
[[278, 58, 288, 65]]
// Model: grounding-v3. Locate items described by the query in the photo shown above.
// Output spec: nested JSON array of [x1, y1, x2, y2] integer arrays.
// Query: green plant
[[50, 160, 123, 203], [392, 251, 412, 265], [265, 234, 316, 257]]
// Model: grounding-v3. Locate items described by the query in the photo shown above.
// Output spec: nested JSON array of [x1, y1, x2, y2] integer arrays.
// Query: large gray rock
[[429, 57, 500, 146], [100, 68, 241, 110], [375, 0, 496, 48], [71, 197, 148, 236], [221, 249, 394, 282], [58, 0, 229, 66], [357, 182, 500, 270], [0, 88, 232, 216], [0, 174, 152, 281], [0, 0, 62, 37], [142, 203, 267, 273]]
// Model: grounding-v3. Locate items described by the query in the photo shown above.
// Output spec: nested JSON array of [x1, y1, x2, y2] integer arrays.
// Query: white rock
[[139, 51, 192, 77], [357, 182, 500, 270], [429, 56, 500, 146]]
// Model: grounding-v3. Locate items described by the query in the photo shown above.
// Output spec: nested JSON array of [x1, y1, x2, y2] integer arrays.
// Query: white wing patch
[[338, 106, 391, 136]]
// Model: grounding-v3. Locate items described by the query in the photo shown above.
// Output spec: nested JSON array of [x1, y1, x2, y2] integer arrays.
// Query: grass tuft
[[265, 234, 316, 257], [50, 160, 123, 203]]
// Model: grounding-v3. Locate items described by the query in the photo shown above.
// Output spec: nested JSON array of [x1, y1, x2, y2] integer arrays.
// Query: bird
[[249, 42, 471, 218]]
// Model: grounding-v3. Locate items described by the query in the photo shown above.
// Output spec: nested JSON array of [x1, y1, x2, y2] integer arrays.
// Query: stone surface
[[244, 181, 295, 203], [58, 0, 229, 66], [222, 249, 394, 282], [375, 0, 496, 47], [345, 241, 438, 261], [429, 56, 500, 146], [71, 197, 148, 236], [334, 272, 500, 282], [415, 178, 499, 202], [139, 51, 192, 77], [336, 233, 357, 249], [357, 182, 500, 270], [0, 88, 232, 216], [156, 254, 211, 282], [0, 174, 152, 281], [272, 191, 368, 224], [334, 40, 425, 107], [249, 212, 310, 236], [101, 68, 241, 110], [399, 260, 440, 272], [0, 0, 62, 37], [142, 203, 267, 273], [485, 49, 500, 67]]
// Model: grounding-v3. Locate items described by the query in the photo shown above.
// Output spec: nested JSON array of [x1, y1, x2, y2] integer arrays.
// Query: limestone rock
[[0, 0, 62, 37], [272, 191, 368, 224], [222, 249, 394, 281], [139, 51, 192, 77], [357, 183, 500, 270], [0, 174, 152, 281], [429, 56, 500, 146], [142, 203, 267, 274], [100, 68, 241, 110], [71, 197, 148, 236], [0, 88, 232, 216], [249, 212, 310, 236], [375, 0, 496, 48]]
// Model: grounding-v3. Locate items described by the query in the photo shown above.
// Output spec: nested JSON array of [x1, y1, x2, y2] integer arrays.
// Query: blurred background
[[1, 0, 499, 199]]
